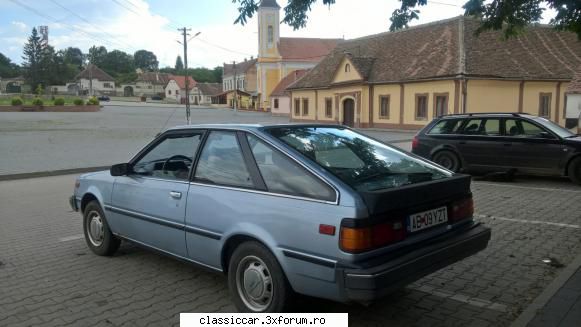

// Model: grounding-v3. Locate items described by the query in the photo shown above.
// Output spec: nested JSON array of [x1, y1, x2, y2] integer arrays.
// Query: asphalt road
[[0, 105, 416, 176], [1, 174, 580, 326]]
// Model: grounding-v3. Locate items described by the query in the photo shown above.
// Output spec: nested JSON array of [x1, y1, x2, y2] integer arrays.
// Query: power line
[[48, 0, 139, 52], [192, 37, 253, 57], [8, 0, 134, 53]]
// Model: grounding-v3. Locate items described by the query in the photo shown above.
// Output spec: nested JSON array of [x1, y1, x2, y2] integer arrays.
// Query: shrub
[[11, 97, 23, 106], [73, 98, 84, 106], [87, 97, 100, 106], [53, 97, 65, 106], [32, 98, 44, 106]]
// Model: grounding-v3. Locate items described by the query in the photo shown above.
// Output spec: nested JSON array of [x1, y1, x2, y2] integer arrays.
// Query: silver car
[[69, 124, 491, 312]]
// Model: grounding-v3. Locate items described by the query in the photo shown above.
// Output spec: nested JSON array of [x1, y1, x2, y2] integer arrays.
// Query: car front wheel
[[433, 150, 461, 172], [569, 157, 581, 185], [83, 201, 120, 256], [228, 242, 293, 312]]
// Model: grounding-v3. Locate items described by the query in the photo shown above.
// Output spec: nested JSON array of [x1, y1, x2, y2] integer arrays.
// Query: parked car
[[412, 113, 581, 184], [70, 124, 491, 312], [151, 95, 163, 101], [97, 95, 110, 102]]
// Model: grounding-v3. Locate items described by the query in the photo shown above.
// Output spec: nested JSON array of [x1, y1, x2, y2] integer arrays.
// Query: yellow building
[[288, 17, 581, 128], [256, 0, 340, 111]]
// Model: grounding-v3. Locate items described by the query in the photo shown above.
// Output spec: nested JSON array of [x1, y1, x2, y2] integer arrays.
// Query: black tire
[[83, 201, 120, 256], [568, 157, 581, 185], [433, 150, 461, 172], [228, 241, 293, 312]]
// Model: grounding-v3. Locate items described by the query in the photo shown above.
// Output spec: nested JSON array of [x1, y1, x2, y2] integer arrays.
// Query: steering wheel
[[161, 155, 193, 174]]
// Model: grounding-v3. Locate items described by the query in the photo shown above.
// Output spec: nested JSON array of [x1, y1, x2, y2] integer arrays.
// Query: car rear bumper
[[69, 195, 79, 212], [339, 223, 491, 302]]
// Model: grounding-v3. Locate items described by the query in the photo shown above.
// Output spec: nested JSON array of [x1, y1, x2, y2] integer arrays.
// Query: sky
[[0, 0, 556, 69]]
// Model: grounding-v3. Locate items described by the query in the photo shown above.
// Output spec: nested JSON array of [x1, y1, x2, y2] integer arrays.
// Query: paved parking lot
[[0, 105, 415, 176], [1, 174, 580, 326]]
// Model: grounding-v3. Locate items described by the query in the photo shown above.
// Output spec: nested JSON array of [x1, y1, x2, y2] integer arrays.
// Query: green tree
[[0, 53, 20, 78], [22, 27, 43, 90], [232, 0, 581, 39], [87, 45, 108, 67], [175, 55, 184, 71], [212, 66, 223, 83], [134, 50, 159, 71], [61, 47, 84, 67], [101, 50, 135, 77]]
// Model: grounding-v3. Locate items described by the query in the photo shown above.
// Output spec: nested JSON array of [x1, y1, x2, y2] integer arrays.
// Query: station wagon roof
[[438, 113, 534, 119], [166, 123, 346, 132]]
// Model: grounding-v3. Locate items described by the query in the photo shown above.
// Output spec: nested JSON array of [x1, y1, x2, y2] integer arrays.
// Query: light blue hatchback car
[[70, 124, 491, 312]]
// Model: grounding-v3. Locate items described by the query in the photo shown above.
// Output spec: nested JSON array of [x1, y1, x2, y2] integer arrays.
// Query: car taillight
[[449, 197, 474, 223], [411, 136, 419, 150], [340, 219, 406, 253]]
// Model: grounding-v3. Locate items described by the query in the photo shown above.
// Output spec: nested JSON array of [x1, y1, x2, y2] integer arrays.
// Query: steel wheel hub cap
[[237, 256, 273, 311], [87, 212, 104, 246]]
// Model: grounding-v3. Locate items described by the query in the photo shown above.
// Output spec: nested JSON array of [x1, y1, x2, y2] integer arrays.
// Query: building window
[[434, 93, 449, 117], [379, 95, 390, 119], [176, 90, 179, 95], [103, 82, 112, 88], [274, 98, 279, 109], [345, 64, 351, 73], [168, 90, 172, 95], [267, 25, 274, 44], [539, 93, 551, 118], [302, 98, 309, 116], [294, 98, 300, 116], [415, 94, 428, 120], [325, 98, 333, 118]]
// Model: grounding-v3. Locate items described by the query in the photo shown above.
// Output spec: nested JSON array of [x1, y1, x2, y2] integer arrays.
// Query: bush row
[[9, 97, 100, 106]]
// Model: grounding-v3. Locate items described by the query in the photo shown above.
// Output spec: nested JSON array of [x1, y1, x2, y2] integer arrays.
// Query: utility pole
[[233, 61, 237, 113], [88, 63, 93, 97], [178, 27, 192, 124]]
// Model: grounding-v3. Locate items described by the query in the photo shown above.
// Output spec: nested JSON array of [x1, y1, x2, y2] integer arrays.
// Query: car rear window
[[266, 127, 450, 192], [428, 119, 463, 135]]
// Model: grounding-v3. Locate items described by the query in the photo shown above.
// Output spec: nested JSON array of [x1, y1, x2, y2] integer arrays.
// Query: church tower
[[257, 0, 281, 59]]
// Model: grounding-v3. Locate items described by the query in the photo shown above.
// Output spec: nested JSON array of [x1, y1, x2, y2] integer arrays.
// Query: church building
[[256, 0, 340, 110]]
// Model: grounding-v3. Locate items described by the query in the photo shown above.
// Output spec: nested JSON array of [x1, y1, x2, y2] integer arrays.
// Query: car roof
[[166, 123, 345, 132]]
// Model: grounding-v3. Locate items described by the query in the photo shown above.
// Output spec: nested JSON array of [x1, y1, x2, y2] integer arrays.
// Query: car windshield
[[532, 117, 576, 138], [266, 126, 450, 192]]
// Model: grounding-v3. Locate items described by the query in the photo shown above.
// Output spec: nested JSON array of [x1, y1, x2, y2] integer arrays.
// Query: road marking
[[410, 284, 508, 312], [473, 181, 581, 194], [475, 214, 581, 229], [58, 234, 84, 242]]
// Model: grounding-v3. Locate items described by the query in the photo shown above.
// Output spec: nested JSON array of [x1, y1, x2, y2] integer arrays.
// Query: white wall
[[165, 80, 181, 102], [566, 94, 581, 120], [78, 78, 115, 94], [271, 96, 290, 116]]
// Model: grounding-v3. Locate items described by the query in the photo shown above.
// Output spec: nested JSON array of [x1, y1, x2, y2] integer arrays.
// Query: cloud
[[11, 21, 27, 32]]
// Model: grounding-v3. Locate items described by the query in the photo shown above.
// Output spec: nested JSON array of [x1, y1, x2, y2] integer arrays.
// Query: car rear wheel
[[433, 150, 461, 172], [228, 241, 293, 312], [83, 201, 120, 256], [568, 157, 581, 185]]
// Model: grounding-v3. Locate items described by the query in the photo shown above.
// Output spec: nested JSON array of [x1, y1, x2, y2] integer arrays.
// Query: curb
[[510, 251, 581, 327], [0, 166, 110, 182]]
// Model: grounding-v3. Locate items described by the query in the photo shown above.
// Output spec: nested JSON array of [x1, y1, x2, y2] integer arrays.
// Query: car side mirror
[[110, 163, 131, 176], [539, 132, 553, 139]]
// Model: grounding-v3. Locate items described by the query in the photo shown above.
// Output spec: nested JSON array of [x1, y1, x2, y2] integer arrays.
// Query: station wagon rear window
[[428, 119, 463, 135], [266, 127, 450, 192]]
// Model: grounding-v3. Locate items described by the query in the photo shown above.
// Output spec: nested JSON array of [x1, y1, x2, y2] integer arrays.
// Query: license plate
[[408, 207, 448, 232]]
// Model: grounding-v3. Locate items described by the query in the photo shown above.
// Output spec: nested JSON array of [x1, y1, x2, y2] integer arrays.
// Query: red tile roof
[[270, 69, 309, 97], [290, 17, 581, 89], [278, 37, 341, 62], [567, 68, 581, 94], [169, 75, 196, 89], [136, 72, 173, 85]]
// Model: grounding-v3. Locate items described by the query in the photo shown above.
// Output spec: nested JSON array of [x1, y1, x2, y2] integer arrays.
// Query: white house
[[566, 70, 581, 130], [75, 64, 115, 96], [270, 69, 308, 116], [193, 83, 222, 105], [165, 76, 197, 103]]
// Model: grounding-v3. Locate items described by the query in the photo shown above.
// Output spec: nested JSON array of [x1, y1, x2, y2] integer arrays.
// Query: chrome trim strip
[[189, 182, 337, 205], [280, 248, 337, 268], [104, 205, 223, 240], [184, 225, 222, 240], [114, 233, 223, 272], [125, 176, 190, 184]]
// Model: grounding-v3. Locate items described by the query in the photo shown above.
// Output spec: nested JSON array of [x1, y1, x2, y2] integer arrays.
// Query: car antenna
[[158, 106, 179, 136]]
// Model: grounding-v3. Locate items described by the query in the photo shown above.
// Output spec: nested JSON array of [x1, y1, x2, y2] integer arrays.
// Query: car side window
[[427, 119, 463, 135], [246, 134, 336, 202], [482, 119, 501, 136], [505, 119, 549, 138], [194, 131, 254, 188], [132, 133, 202, 181], [459, 119, 484, 135]]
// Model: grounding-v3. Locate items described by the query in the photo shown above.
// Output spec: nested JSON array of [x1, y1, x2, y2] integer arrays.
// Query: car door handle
[[503, 143, 512, 147], [169, 191, 182, 199]]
